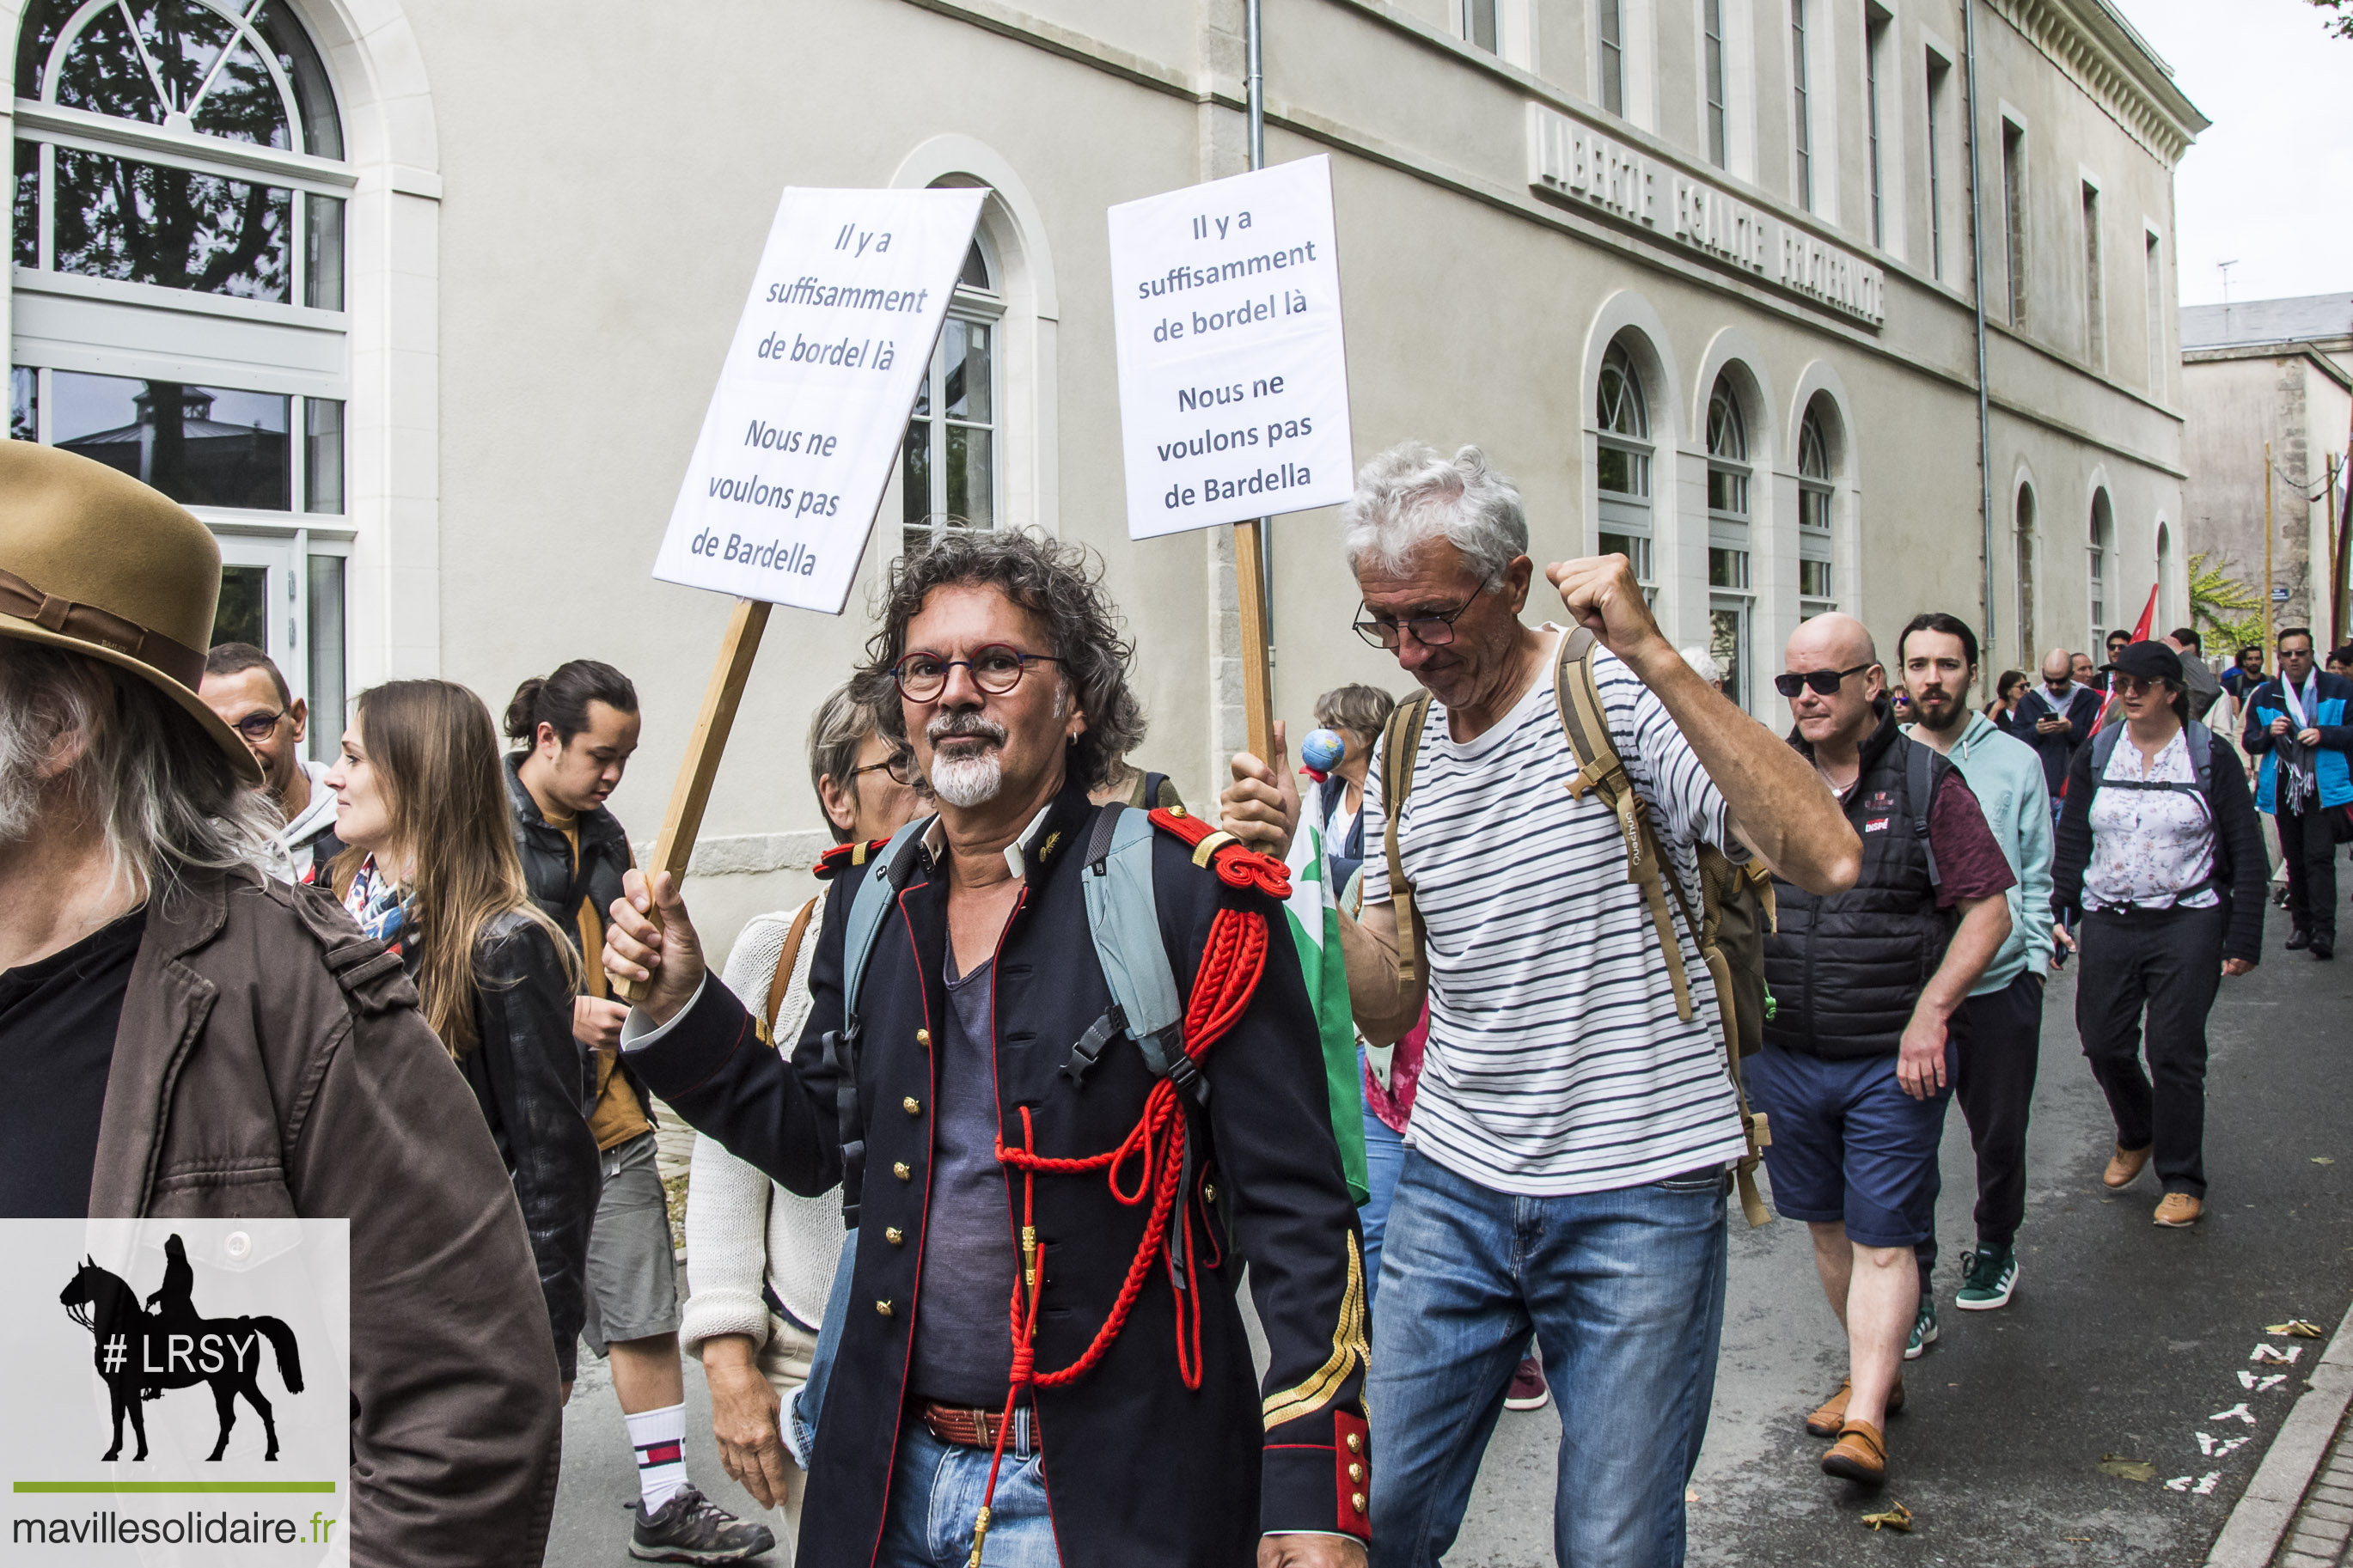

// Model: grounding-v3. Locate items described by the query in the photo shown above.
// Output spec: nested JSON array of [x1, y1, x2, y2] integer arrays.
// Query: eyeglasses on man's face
[[1352, 596, 1476, 650], [890, 644, 1064, 703], [1771, 663, 1873, 700], [231, 709, 285, 742]]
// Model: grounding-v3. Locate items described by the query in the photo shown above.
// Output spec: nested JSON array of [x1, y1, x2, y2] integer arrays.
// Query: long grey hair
[[0, 641, 278, 900]]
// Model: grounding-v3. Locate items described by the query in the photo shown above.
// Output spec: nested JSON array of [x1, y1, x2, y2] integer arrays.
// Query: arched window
[[1594, 339, 1655, 596], [1706, 373, 1753, 710], [901, 235, 1000, 555], [2014, 483, 2038, 667], [2088, 490, 2113, 644], [2157, 520, 2179, 631], [12, 0, 349, 754], [1798, 398, 1837, 617]]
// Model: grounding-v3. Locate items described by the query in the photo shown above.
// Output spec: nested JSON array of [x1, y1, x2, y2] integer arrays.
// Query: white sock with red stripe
[[626, 1402, 690, 1514]]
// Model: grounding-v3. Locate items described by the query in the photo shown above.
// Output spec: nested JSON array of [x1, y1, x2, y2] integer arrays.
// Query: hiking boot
[[1820, 1420, 1887, 1486], [629, 1486, 775, 1565], [1904, 1296, 1938, 1360], [2103, 1144, 2153, 1189], [2288, 926, 2312, 951], [2154, 1193, 2204, 1229], [1804, 1376, 1904, 1437], [1954, 1246, 2020, 1311], [1503, 1356, 1550, 1412]]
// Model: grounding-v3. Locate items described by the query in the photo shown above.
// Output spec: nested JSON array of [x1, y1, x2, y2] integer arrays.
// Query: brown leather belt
[[917, 1401, 1039, 1455]]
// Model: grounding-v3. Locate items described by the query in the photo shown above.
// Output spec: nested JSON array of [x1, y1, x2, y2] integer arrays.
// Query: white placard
[[652, 186, 986, 613], [1109, 156, 1354, 540]]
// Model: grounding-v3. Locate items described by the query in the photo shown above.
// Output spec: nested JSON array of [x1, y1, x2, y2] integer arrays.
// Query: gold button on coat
[[894, 1162, 911, 1181], [885, 1228, 905, 1245], [1351, 1492, 1366, 1514], [875, 1300, 893, 1317], [1346, 1433, 1363, 1455], [903, 1096, 922, 1115], [1349, 1463, 1365, 1483], [916, 1028, 932, 1046]]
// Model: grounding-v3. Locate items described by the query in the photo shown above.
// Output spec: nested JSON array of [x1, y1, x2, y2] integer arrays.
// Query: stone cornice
[[1987, 0, 2209, 168]]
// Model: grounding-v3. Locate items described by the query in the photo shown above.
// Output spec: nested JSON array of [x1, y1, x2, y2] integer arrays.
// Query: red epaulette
[[1146, 805, 1291, 899], [813, 837, 894, 882]]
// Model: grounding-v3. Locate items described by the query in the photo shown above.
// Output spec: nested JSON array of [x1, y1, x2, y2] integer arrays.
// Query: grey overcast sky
[[2111, 0, 2353, 307]]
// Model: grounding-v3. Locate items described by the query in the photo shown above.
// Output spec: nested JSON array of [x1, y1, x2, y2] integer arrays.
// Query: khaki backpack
[[1378, 626, 1777, 1227]]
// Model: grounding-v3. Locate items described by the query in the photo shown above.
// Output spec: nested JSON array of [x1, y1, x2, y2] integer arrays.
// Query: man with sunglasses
[[606, 533, 1372, 1568], [199, 641, 340, 881], [1219, 442, 1861, 1568], [2241, 626, 2353, 959], [1747, 613, 2015, 1490]]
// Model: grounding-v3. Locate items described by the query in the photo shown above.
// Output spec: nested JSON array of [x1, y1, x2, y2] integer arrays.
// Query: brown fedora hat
[[0, 440, 261, 784]]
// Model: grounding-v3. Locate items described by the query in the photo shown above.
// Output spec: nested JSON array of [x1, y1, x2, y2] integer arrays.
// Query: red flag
[[2097, 583, 2162, 723]]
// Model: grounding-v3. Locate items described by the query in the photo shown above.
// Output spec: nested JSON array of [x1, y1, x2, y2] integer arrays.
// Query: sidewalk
[[2201, 1299, 2353, 1567]]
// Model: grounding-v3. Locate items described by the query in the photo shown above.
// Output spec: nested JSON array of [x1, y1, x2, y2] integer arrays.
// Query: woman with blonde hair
[[321, 680, 602, 1394]]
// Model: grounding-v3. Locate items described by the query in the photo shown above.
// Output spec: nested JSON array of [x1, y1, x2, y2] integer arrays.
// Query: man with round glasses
[[1747, 613, 2016, 1489], [199, 640, 339, 881], [1223, 441, 1861, 1567], [605, 531, 1372, 1568]]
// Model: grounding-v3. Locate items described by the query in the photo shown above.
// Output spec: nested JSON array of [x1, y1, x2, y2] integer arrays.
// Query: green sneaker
[[1954, 1245, 2019, 1311], [1904, 1296, 1939, 1360]]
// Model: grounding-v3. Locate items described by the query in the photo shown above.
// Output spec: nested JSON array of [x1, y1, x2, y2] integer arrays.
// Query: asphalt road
[[550, 936, 2353, 1565]]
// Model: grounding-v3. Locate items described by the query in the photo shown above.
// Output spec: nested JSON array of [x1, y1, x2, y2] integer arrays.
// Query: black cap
[[2100, 639, 2184, 685]]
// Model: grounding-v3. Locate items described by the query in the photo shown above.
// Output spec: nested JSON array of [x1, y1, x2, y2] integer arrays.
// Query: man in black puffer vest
[[1745, 613, 2017, 1492]]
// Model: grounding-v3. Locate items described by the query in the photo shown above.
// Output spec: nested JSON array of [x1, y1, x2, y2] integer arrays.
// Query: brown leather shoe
[[1821, 1420, 1887, 1485], [1803, 1376, 1904, 1437], [2103, 1144, 2154, 1189], [2154, 1193, 2203, 1228]]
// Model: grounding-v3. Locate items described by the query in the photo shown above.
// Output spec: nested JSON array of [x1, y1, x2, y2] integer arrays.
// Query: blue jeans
[[1359, 1059, 1408, 1316], [1368, 1150, 1729, 1568], [875, 1424, 1058, 1568]]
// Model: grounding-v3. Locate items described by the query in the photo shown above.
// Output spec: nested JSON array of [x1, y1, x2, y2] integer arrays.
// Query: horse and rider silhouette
[[59, 1235, 303, 1462]]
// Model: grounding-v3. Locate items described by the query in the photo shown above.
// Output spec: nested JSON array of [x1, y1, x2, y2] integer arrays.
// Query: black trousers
[[1916, 969, 2046, 1279], [2075, 903, 2227, 1199], [2277, 799, 2340, 943]]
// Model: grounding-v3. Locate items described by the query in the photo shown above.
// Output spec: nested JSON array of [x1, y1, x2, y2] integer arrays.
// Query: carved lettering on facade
[[1528, 103, 1885, 328]]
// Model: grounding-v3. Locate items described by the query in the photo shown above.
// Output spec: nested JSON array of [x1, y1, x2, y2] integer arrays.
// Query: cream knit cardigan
[[678, 900, 850, 1355]]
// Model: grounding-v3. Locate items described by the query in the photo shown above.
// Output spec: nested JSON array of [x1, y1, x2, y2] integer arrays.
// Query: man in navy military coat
[[606, 532, 1369, 1568]]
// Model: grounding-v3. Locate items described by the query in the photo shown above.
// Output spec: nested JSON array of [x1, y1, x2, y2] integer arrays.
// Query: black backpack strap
[[1904, 737, 1941, 890]]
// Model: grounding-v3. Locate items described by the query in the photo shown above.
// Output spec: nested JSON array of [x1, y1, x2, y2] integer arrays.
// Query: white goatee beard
[[927, 747, 1005, 808]]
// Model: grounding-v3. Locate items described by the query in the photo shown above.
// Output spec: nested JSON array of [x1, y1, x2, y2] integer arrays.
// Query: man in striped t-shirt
[[1223, 442, 1861, 1567]]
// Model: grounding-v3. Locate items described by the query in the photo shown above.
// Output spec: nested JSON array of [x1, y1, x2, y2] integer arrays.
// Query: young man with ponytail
[[504, 662, 775, 1563]]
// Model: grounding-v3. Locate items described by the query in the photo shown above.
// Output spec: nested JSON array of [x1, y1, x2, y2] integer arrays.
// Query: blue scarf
[[342, 856, 413, 952]]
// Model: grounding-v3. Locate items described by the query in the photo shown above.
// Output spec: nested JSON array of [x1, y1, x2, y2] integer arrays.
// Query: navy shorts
[[1745, 1043, 1953, 1248]]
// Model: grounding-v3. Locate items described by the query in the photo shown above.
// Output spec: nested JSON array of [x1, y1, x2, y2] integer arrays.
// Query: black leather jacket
[[443, 911, 602, 1382], [504, 754, 651, 1126]]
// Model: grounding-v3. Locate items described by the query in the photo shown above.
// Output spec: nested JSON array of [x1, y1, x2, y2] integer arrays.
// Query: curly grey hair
[[1341, 441, 1529, 592], [0, 641, 278, 900], [856, 531, 1145, 794]]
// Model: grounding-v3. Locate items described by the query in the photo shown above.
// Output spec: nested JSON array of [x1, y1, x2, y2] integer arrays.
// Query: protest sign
[[1108, 156, 1354, 540], [653, 185, 986, 613]]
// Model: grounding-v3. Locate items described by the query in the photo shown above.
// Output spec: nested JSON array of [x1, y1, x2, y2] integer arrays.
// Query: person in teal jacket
[[2241, 627, 2353, 959], [1898, 613, 2055, 1339]]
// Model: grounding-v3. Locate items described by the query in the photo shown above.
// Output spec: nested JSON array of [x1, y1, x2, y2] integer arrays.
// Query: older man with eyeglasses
[[1746, 613, 2015, 1489], [1220, 442, 1861, 1568], [199, 641, 340, 880]]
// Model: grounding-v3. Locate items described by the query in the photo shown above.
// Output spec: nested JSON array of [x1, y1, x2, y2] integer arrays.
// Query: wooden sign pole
[[1235, 518, 1275, 763], [615, 595, 772, 1004]]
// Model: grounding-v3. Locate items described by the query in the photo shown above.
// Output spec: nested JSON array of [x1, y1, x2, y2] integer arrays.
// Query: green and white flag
[[1287, 777, 1369, 1205]]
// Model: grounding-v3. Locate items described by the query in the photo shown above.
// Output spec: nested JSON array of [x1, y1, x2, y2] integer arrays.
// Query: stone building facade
[[2, 0, 2204, 943]]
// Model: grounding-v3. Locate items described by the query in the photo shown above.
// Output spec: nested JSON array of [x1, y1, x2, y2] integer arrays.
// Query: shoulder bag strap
[[1381, 692, 1433, 985], [764, 895, 822, 1033], [1904, 737, 1942, 889]]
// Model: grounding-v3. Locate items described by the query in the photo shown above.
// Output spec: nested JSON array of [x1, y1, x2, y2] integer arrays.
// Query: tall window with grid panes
[[2087, 491, 2112, 644], [10, 0, 349, 756], [1707, 375, 1754, 711], [1798, 400, 1837, 618], [901, 239, 1000, 557], [1594, 342, 1656, 601]]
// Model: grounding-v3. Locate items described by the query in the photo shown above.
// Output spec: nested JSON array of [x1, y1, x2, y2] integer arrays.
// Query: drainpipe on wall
[[1963, 0, 1997, 657]]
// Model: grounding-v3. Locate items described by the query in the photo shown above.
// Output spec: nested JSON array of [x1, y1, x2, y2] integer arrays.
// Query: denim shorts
[[1744, 1044, 1953, 1248]]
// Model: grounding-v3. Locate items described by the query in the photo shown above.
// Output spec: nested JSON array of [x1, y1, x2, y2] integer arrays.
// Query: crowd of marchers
[[0, 428, 2297, 1568]]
